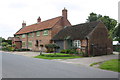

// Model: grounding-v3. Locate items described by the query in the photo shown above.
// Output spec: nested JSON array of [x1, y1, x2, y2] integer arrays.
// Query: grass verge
[[34, 53, 82, 59], [99, 59, 120, 72], [90, 59, 120, 72]]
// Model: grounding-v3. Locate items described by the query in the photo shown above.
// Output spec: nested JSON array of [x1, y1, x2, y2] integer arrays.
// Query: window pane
[[73, 40, 81, 48], [28, 41, 32, 47], [22, 34, 26, 38], [36, 31, 40, 36], [32, 33, 34, 37], [43, 30, 48, 36], [28, 33, 31, 37], [22, 42, 25, 47]]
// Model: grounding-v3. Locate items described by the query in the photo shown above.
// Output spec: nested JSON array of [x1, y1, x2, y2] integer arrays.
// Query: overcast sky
[[0, 0, 119, 39]]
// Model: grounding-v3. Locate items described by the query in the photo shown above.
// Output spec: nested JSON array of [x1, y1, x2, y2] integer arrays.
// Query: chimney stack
[[62, 7, 67, 19], [37, 17, 41, 23], [22, 21, 26, 28]]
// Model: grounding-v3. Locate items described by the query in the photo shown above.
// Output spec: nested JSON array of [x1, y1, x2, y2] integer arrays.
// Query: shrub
[[45, 44, 60, 53], [60, 49, 79, 54], [14, 48, 30, 51], [2, 42, 9, 47]]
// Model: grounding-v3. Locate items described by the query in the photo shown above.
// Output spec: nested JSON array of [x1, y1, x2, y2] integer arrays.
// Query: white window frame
[[28, 41, 32, 47], [22, 34, 26, 38], [73, 40, 81, 48], [32, 33, 34, 37], [36, 31, 40, 36], [43, 30, 48, 36]]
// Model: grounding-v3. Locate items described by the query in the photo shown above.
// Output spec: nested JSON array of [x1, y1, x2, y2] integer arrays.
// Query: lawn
[[90, 59, 120, 72], [34, 53, 82, 59]]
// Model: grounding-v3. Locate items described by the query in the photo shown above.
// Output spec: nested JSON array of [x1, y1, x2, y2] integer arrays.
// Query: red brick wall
[[88, 22, 112, 56], [14, 17, 71, 51], [51, 17, 71, 38]]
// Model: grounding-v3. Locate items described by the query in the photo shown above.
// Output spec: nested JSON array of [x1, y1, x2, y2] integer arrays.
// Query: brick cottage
[[13, 8, 71, 51], [13, 8, 112, 56]]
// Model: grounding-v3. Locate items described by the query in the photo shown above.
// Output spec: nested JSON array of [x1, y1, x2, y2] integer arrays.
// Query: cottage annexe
[[52, 21, 113, 56]]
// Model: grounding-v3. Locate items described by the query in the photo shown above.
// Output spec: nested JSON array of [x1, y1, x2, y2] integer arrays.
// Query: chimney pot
[[62, 8, 67, 19], [22, 21, 26, 28], [37, 17, 41, 23]]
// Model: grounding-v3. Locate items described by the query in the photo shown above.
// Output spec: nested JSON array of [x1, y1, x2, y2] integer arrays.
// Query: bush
[[60, 49, 79, 54], [113, 45, 120, 52], [45, 44, 60, 53], [2, 42, 9, 47], [14, 48, 30, 51], [2, 46, 14, 51]]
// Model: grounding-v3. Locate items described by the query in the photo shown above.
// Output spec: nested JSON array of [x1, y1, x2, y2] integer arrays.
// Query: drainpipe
[[26, 34, 28, 49], [86, 37, 90, 56]]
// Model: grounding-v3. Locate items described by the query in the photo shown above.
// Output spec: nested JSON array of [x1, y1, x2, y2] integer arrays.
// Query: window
[[73, 40, 81, 48], [22, 41, 25, 47], [35, 40, 39, 47], [32, 33, 34, 37], [22, 34, 26, 38], [43, 30, 48, 36], [15, 35, 19, 37], [28, 33, 31, 37], [28, 41, 32, 47], [36, 31, 40, 36]]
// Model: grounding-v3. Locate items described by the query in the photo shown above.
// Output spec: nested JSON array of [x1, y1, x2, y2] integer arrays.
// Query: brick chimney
[[22, 21, 26, 28], [37, 17, 41, 23], [62, 8, 67, 19]]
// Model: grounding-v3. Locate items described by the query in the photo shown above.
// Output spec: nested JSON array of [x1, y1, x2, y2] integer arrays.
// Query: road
[[1, 52, 119, 78]]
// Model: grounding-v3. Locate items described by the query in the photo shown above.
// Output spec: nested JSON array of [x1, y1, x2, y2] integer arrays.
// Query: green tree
[[114, 23, 120, 42], [86, 12, 98, 22], [0, 37, 5, 43]]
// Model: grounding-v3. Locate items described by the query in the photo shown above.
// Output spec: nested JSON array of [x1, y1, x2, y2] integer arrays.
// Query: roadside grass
[[34, 53, 82, 59], [90, 59, 120, 72], [90, 62, 102, 66]]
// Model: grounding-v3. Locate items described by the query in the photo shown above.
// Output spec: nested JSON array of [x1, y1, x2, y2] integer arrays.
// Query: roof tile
[[15, 16, 62, 35]]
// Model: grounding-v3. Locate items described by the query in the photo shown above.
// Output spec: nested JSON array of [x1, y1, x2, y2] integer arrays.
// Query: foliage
[[14, 48, 30, 51], [45, 44, 60, 53], [86, 12, 102, 22], [4, 40, 12, 45], [0, 37, 5, 43], [34, 53, 82, 59], [2, 42, 9, 47], [113, 45, 120, 52], [113, 23, 120, 42], [41, 53, 71, 57], [60, 49, 79, 54], [99, 59, 120, 72]]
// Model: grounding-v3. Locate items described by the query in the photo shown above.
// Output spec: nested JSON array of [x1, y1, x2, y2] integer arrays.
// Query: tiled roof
[[15, 16, 62, 35], [52, 21, 101, 40]]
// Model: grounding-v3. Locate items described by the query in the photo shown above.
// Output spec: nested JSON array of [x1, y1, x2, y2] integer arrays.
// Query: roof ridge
[[72, 21, 100, 27], [24, 16, 62, 28]]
